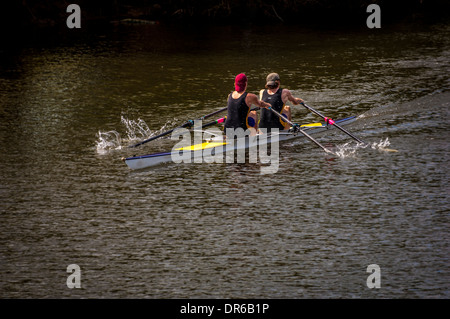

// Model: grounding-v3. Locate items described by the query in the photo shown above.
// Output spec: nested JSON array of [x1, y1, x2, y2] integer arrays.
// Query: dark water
[[0, 22, 449, 298]]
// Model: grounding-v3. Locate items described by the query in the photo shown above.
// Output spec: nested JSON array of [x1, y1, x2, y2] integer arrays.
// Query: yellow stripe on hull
[[300, 123, 323, 127], [176, 123, 322, 151], [175, 141, 228, 151]]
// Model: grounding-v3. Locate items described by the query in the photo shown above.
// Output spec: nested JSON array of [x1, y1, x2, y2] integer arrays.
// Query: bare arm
[[246, 93, 270, 109], [282, 89, 304, 105]]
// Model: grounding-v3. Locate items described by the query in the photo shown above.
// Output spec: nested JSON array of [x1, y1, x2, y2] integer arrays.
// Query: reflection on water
[[0, 22, 449, 298]]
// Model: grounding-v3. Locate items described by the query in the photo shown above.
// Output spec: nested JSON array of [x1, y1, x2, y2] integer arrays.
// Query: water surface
[[0, 22, 449, 298]]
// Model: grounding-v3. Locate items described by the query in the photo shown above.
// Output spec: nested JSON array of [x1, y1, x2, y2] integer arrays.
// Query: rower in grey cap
[[258, 73, 304, 133]]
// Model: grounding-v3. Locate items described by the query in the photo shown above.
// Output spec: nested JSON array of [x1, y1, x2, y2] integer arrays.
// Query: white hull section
[[124, 117, 356, 170]]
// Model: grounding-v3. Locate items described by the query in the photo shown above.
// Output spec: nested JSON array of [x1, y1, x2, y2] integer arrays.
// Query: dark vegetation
[[2, 0, 449, 30]]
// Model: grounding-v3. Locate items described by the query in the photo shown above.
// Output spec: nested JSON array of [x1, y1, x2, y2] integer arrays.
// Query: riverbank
[[3, 0, 450, 31]]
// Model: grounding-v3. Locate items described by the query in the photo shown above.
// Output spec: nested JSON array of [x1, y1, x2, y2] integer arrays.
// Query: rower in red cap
[[224, 73, 271, 138]]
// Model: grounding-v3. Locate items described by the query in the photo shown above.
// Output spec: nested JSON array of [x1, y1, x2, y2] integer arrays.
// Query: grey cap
[[266, 73, 280, 86]]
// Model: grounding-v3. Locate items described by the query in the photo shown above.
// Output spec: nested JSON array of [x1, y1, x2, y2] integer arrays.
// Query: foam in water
[[96, 130, 122, 154], [120, 116, 152, 141], [96, 116, 179, 154], [335, 137, 395, 158], [96, 116, 151, 154]]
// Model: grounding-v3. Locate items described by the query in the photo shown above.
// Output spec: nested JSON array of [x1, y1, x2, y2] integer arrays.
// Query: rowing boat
[[123, 116, 357, 170]]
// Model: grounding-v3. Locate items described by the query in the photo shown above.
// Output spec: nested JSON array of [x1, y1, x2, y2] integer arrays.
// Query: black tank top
[[224, 92, 250, 131], [259, 88, 285, 131]]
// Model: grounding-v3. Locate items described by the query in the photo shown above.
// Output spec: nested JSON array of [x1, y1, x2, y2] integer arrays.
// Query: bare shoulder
[[245, 92, 259, 106], [282, 88, 292, 96], [246, 92, 259, 102], [281, 88, 293, 101]]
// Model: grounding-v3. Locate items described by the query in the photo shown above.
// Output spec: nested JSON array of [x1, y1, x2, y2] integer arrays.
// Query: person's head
[[235, 73, 248, 92], [265, 73, 280, 89]]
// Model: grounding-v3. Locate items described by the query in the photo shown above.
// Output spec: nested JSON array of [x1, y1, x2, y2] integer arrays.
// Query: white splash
[[120, 116, 152, 142], [371, 137, 399, 153], [334, 138, 394, 157], [334, 141, 361, 158], [96, 116, 152, 154], [96, 116, 180, 154], [370, 137, 392, 150], [96, 130, 122, 154]]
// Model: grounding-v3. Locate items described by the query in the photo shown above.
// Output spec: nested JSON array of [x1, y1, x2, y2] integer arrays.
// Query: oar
[[300, 102, 398, 152], [128, 106, 228, 148], [268, 107, 335, 155], [300, 102, 365, 144], [201, 117, 226, 129]]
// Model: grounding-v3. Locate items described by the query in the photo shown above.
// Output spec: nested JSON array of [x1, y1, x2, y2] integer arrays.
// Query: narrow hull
[[123, 116, 356, 170]]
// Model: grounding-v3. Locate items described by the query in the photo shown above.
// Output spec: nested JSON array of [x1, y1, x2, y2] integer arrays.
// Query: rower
[[224, 73, 270, 138], [258, 73, 304, 133]]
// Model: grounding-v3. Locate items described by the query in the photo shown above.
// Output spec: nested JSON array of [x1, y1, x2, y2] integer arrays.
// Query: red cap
[[235, 73, 247, 92]]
